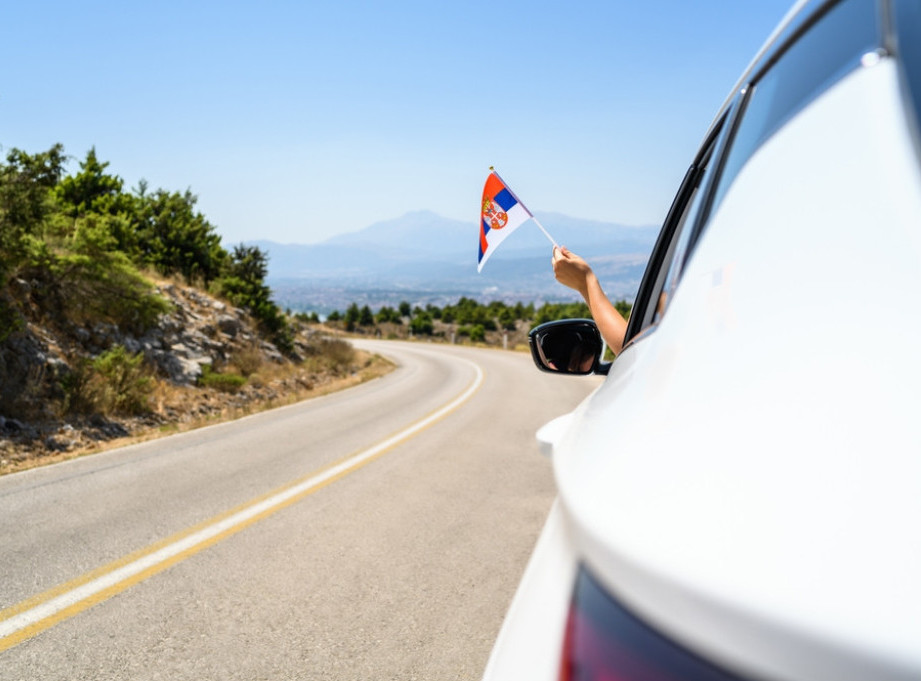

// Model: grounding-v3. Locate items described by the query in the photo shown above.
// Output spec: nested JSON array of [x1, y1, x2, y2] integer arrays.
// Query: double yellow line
[[0, 358, 484, 652]]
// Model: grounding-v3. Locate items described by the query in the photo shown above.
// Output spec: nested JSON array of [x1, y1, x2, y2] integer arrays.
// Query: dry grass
[[231, 343, 264, 377], [0, 349, 394, 476]]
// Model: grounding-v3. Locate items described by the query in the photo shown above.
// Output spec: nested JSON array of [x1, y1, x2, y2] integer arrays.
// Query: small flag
[[478, 170, 533, 273]]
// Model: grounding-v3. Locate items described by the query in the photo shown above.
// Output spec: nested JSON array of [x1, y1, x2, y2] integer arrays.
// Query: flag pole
[[531, 216, 558, 249]]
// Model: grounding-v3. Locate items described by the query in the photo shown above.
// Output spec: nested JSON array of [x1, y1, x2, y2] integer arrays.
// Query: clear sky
[[1, 0, 794, 246]]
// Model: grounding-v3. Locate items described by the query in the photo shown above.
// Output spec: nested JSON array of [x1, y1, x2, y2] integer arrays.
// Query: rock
[[258, 341, 284, 363], [186, 330, 210, 347], [170, 342, 192, 357], [1, 417, 36, 439], [89, 418, 129, 439], [217, 315, 242, 337], [1, 275, 312, 461], [152, 351, 211, 385], [45, 436, 74, 452], [0, 329, 50, 409]]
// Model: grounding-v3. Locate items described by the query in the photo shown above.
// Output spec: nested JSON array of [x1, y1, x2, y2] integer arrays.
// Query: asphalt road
[[0, 341, 598, 680]]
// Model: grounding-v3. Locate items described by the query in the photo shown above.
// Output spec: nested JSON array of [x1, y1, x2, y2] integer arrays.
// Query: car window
[[623, 116, 727, 345], [653, 140, 718, 325], [623, 0, 881, 350], [706, 0, 880, 217], [891, 0, 921, 158]]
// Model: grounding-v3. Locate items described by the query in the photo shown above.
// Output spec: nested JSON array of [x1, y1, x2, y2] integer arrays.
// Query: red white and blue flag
[[478, 170, 533, 272]]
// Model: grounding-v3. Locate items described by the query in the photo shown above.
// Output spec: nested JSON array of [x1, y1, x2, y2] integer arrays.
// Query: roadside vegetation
[[316, 296, 632, 347], [0, 145, 390, 473], [0, 144, 291, 351]]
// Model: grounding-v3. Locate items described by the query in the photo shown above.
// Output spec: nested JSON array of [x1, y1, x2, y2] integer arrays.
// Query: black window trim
[[889, 0, 921, 165], [678, 88, 750, 278], [622, 0, 889, 352], [678, 0, 886, 290], [743, 0, 863, 88], [622, 165, 697, 347], [622, 113, 731, 348]]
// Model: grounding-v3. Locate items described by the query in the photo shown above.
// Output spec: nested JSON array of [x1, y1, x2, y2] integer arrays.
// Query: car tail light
[[559, 567, 748, 681]]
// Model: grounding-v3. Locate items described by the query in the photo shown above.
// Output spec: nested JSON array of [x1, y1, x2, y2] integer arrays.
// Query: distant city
[[257, 210, 657, 316]]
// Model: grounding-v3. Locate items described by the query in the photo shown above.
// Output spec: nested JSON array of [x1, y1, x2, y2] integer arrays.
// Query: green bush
[[52, 218, 170, 333], [0, 145, 66, 283], [92, 345, 153, 414], [63, 345, 153, 416], [135, 188, 228, 285], [410, 312, 433, 335], [457, 324, 485, 342], [375, 306, 400, 324], [215, 245, 292, 353], [0, 296, 24, 344], [198, 365, 247, 393]]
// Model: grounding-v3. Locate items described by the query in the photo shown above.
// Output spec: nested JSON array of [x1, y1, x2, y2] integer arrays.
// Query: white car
[[483, 1, 921, 680]]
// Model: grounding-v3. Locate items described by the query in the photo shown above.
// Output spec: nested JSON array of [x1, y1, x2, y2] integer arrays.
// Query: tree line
[[311, 296, 632, 342], [0, 145, 291, 351]]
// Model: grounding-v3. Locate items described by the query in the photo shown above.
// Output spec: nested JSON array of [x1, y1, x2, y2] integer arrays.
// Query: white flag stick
[[531, 216, 559, 249]]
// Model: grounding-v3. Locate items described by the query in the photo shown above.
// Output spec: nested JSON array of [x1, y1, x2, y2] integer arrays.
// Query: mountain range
[[254, 211, 658, 314]]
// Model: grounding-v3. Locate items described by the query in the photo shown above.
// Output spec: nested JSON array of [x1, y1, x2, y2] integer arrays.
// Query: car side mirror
[[528, 319, 610, 376]]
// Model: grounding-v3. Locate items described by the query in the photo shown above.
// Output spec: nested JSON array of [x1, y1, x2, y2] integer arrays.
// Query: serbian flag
[[478, 170, 533, 272]]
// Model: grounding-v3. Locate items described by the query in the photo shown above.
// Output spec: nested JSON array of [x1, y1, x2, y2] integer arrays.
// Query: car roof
[[706, 0, 831, 137]]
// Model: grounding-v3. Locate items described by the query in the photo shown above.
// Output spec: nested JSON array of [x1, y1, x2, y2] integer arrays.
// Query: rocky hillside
[[0, 279, 385, 474]]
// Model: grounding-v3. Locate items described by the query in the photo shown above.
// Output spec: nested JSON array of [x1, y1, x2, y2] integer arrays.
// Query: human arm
[[552, 246, 628, 354]]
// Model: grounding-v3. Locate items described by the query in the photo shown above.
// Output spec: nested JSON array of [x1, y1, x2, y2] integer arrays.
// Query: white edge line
[[0, 358, 484, 639]]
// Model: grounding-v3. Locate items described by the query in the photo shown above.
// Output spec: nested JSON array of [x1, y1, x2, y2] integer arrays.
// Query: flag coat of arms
[[478, 171, 533, 272]]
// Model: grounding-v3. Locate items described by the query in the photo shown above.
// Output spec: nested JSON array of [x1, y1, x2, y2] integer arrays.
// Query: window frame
[[890, 0, 921, 163], [623, 111, 733, 347], [622, 0, 884, 351]]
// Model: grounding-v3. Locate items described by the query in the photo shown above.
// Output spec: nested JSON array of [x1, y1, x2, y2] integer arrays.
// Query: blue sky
[[1, 0, 793, 246]]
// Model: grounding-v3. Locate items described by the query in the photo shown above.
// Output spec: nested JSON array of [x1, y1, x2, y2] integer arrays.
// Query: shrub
[[0, 296, 24, 344], [38, 216, 171, 335], [375, 306, 400, 324], [63, 345, 153, 416], [410, 312, 433, 336], [214, 245, 293, 353], [457, 324, 485, 342], [134, 188, 228, 285], [312, 337, 355, 375], [91, 345, 154, 414], [232, 345, 264, 377], [198, 365, 247, 393]]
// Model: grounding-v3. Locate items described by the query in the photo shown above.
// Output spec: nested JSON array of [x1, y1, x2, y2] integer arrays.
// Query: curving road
[[0, 341, 598, 680]]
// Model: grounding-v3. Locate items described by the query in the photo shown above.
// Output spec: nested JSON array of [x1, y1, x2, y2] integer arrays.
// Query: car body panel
[[480, 502, 575, 679], [559, 60, 921, 681], [483, 4, 921, 680]]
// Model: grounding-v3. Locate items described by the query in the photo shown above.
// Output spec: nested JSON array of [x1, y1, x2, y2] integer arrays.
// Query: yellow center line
[[0, 358, 484, 653]]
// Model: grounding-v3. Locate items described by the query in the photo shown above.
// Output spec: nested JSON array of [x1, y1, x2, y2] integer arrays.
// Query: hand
[[552, 246, 593, 296]]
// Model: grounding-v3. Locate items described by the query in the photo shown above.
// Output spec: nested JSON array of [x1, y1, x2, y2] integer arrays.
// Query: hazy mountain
[[254, 210, 658, 313]]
